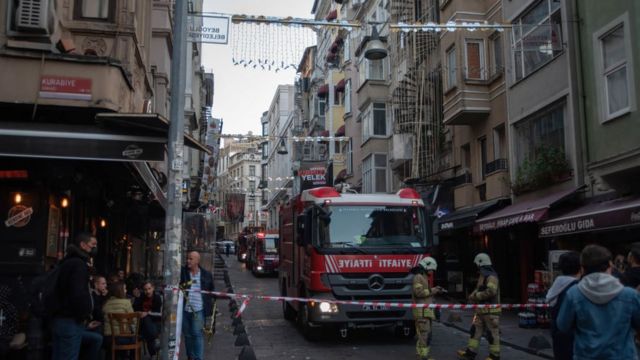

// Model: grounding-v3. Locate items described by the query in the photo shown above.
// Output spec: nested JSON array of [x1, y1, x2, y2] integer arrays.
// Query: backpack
[[30, 266, 62, 318]]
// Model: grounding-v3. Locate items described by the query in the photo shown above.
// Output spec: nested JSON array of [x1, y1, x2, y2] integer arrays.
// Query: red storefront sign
[[39, 75, 92, 100]]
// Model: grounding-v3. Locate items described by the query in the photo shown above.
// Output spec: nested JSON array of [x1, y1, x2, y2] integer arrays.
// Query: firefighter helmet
[[419, 256, 438, 271], [474, 253, 492, 267]]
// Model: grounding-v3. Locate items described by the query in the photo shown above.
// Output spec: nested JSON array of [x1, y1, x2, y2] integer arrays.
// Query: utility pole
[[161, 0, 188, 359]]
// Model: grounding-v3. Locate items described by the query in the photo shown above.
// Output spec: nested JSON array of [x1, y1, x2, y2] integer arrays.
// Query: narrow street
[[216, 256, 546, 360]]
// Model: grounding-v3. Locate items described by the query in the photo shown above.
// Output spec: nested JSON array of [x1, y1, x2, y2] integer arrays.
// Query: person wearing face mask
[[50, 232, 102, 360], [133, 281, 163, 356]]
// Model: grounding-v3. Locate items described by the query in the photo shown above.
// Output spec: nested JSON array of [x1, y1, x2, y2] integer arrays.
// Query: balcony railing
[[485, 158, 508, 175], [451, 171, 472, 187]]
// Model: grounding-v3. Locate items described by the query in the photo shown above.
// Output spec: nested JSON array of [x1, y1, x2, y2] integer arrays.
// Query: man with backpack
[[546, 251, 580, 360], [50, 232, 102, 360]]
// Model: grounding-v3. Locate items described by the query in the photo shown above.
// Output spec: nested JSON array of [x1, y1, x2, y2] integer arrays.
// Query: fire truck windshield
[[318, 205, 427, 249], [264, 237, 278, 254]]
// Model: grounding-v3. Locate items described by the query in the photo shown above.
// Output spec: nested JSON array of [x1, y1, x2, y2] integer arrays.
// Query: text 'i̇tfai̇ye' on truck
[[278, 186, 433, 340]]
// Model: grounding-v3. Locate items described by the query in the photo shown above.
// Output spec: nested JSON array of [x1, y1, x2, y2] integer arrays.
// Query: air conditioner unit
[[15, 0, 53, 34]]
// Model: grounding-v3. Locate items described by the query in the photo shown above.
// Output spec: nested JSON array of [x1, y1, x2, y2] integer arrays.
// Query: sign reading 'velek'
[[187, 15, 230, 44], [39, 76, 92, 101]]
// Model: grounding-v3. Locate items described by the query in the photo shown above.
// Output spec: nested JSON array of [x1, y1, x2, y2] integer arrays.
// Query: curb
[[215, 253, 257, 360], [440, 320, 553, 359]]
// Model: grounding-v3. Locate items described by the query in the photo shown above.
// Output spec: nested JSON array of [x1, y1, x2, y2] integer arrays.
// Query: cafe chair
[[107, 312, 143, 360]]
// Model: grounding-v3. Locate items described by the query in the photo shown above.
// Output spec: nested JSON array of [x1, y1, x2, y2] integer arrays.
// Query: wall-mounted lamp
[[277, 139, 288, 155], [364, 26, 388, 60], [13, 193, 22, 204], [61, 197, 69, 208], [100, 219, 107, 228]]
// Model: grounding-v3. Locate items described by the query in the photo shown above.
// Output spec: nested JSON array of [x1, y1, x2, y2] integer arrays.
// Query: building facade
[[0, 0, 212, 332]]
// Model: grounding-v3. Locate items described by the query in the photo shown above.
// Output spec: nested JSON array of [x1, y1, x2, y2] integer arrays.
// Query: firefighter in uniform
[[412, 256, 443, 360], [457, 253, 501, 360]]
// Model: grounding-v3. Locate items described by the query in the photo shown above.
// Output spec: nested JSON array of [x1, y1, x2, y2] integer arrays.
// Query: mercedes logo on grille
[[368, 274, 385, 291]]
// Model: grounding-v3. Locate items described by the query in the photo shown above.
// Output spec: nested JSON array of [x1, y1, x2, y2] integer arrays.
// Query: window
[[446, 47, 457, 89], [262, 143, 269, 159], [75, 0, 114, 21], [314, 96, 327, 118], [363, 154, 388, 193], [249, 180, 256, 190], [262, 123, 268, 136], [344, 80, 352, 113], [465, 39, 484, 80], [346, 139, 354, 174], [249, 165, 256, 176], [478, 137, 487, 180], [363, 103, 389, 141], [359, 58, 386, 84], [512, 0, 562, 81], [514, 103, 565, 166], [493, 125, 506, 159], [461, 144, 471, 170], [343, 36, 351, 62], [491, 34, 504, 76], [595, 16, 635, 122]]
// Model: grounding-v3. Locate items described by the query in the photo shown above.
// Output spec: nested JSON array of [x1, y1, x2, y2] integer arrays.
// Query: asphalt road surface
[[221, 256, 545, 360]]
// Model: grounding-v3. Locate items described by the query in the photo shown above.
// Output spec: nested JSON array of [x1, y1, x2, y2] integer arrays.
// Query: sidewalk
[[438, 307, 554, 359], [180, 253, 245, 359]]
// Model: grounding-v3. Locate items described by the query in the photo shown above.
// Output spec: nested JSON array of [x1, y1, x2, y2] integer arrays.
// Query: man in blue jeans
[[51, 232, 102, 360], [180, 251, 214, 360]]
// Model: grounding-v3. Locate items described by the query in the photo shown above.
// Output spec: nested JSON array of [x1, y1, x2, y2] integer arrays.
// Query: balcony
[[442, 86, 490, 126], [485, 158, 508, 175], [0, 52, 135, 112], [390, 133, 414, 169], [356, 80, 389, 110]]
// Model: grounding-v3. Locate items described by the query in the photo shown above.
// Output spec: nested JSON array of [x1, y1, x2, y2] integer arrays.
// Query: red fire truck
[[278, 186, 431, 340], [246, 232, 280, 276]]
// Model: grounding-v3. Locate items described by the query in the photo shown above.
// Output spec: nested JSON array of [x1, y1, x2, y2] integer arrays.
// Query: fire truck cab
[[279, 186, 431, 340], [246, 232, 280, 276]]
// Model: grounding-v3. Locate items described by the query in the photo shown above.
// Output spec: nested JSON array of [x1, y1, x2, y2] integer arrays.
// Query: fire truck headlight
[[241, 253, 247, 260], [257, 266, 263, 271], [319, 302, 338, 313]]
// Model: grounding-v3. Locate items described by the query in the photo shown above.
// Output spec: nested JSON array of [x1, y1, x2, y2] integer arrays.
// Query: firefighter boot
[[457, 349, 477, 360]]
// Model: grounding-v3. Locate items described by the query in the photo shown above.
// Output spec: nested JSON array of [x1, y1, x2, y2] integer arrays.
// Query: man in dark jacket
[[180, 251, 214, 360], [546, 251, 580, 360], [51, 232, 102, 360], [133, 281, 163, 356], [623, 243, 640, 289]]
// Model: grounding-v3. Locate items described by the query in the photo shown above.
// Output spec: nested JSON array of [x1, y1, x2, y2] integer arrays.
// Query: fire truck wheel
[[298, 302, 320, 341]]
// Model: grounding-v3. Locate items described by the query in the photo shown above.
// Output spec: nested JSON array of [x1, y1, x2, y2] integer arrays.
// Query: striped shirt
[[186, 270, 203, 312]]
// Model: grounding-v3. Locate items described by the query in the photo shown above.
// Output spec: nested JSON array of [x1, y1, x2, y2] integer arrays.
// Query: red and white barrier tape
[[167, 286, 548, 318]]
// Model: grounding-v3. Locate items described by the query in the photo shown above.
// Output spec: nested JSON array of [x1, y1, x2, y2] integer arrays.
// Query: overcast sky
[[201, 0, 316, 136]]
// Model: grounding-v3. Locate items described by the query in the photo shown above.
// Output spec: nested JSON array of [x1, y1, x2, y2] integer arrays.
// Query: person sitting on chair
[[133, 281, 162, 356]]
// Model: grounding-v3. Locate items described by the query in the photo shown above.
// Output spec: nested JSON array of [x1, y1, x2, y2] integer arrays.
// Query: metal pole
[[161, 0, 188, 359]]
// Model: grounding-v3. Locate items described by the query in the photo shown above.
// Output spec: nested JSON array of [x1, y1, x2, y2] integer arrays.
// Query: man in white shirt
[[180, 251, 214, 360]]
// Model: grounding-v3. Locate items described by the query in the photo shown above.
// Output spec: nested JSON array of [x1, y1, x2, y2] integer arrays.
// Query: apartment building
[[0, 0, 210, 308]]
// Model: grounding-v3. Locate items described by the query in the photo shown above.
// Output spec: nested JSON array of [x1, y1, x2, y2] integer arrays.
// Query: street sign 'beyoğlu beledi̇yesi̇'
[[187, 15, 229, 44]]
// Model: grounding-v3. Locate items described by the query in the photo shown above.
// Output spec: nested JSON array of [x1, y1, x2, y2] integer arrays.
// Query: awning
[[325, 9, 337, 21], [335, 124, 345, 136], [0, 121, 166, 162], [131, 162, 168, 210], [335, 79, 346, 92], [436, 199, 508, 234], [475, 186, 583, 232], [96, 113, 211, 155], [539, 196, 640, 237], [317, 84, 329, 97]]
